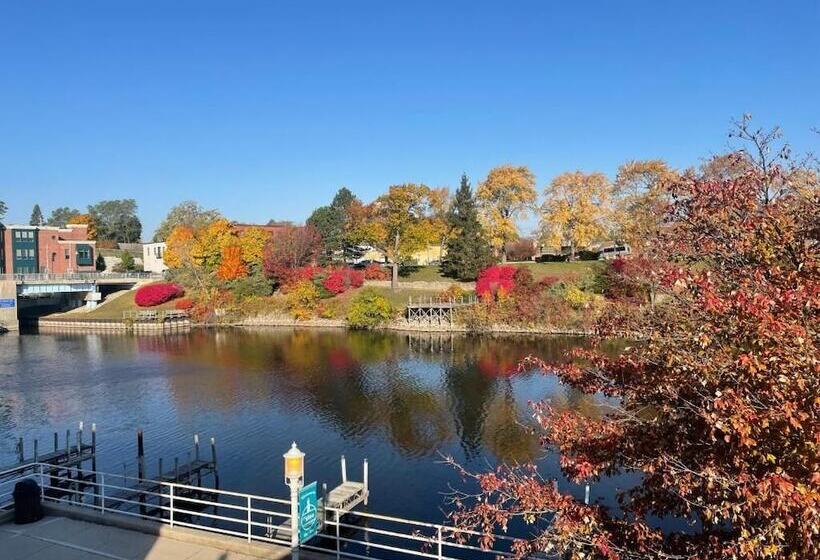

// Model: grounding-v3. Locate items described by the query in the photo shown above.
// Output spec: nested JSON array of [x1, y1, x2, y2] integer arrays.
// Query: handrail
[[0, 462, 518, 560], [0, 272, 162, 283]]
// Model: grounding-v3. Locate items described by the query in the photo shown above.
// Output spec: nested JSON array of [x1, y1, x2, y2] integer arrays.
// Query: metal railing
[[0, 272, 162, 283], [1, 462, 520, 560]]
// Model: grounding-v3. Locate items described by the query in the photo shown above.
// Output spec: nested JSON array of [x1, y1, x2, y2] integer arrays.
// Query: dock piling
[[341, 455, 347, 483]]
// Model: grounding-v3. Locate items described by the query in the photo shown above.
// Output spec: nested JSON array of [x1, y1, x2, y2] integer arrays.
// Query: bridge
[[0, 272, 163, 332]]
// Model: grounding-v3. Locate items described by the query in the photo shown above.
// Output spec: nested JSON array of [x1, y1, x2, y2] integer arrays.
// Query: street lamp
[[283, 442, 304, 551]]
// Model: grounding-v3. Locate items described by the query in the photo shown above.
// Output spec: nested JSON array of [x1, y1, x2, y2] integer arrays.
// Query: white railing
[[0, 272, 162, 283], [0, 462, 519, 560]]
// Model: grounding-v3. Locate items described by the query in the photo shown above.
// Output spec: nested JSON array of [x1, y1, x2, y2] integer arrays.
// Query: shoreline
[[27, 314, 595, 337]]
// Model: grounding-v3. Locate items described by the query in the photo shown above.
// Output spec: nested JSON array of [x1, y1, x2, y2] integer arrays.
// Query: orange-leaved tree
[[216, 244, 247, 281]]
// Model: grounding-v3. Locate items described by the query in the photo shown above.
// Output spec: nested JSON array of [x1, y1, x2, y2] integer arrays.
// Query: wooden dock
[[406, 295, 478, 325]]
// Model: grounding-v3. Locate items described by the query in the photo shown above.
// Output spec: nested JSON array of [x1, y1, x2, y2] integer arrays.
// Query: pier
[[405, 295, 478, 325]]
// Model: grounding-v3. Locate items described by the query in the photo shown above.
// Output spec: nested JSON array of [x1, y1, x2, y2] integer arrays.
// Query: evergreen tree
[[442, 174, 494, 280], [0, 200, 7, 220], [29, 204, 44, 226]]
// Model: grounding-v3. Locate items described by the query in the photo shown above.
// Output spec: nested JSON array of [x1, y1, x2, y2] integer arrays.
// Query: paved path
[[1, 516, 284, 560]]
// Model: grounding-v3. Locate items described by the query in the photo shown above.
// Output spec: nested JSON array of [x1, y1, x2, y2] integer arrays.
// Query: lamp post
[[283, 442, 304, 552]]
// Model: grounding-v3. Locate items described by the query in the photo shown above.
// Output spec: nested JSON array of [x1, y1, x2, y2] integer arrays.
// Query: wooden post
[[341, 455, 347, 483], [17, 437, 23, 463], [91, 423, 97, 472], [33, 439, 38, 462], [54, 432, 58, 452], [137, 429, 145, 480]]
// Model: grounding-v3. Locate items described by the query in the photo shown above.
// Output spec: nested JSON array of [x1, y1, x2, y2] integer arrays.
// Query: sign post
[[298, 482, 319, 544]]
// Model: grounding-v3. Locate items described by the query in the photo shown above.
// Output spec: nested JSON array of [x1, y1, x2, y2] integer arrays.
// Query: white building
[[143, 242, 168, 273]]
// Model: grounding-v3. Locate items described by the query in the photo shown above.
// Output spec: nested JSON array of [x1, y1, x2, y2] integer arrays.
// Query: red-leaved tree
[[475, 265, 517, 300], [446, 144, 819, 559], [262, 225, 322, 284]]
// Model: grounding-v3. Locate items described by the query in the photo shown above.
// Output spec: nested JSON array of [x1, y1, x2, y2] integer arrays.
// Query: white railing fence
[[0, 272, 162, 283], [0, 462, 518, 560]]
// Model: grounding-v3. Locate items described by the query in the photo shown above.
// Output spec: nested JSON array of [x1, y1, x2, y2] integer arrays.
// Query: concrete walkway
[[1, 516, 289, 560]]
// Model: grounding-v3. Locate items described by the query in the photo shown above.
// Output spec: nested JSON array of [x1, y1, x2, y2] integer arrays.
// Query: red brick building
[[0, 223, 97, 274]]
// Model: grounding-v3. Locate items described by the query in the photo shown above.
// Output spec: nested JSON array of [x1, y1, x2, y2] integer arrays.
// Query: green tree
[[441, 174, 494, 280], [46, 207, 81, 227], [307, 187, 360, 265], [88, 199, 142, 243], [29, 204, 44, 226], [0, 200, 7, 220], [95, 253, 106, 272], [153, 200, 223, 242], [113, 250, 136, 272]]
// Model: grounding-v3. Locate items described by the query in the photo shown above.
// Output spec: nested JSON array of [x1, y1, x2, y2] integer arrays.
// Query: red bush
[[538, 275, 560, 289], [475, 266, 517, 299], [363, 263, 389, 280], [174, 298, 195, 310], [134, 283, 184, 307], [279, 266, 324, 289], [323, 269, 365, 295]]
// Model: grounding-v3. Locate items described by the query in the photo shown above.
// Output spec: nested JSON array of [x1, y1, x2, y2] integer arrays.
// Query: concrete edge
[[42, 502, 298, 559]]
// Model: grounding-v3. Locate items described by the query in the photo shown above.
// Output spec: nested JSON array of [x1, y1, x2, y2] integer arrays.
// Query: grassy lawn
[[399, 261, 602, 283], [48, 289, 179, 321]]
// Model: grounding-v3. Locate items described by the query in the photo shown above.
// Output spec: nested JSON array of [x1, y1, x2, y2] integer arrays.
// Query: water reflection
[[0, 329, 618, 520]]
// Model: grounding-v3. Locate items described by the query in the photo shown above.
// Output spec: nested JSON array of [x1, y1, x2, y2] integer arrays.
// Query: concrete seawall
[[0, 280, 19, 332]]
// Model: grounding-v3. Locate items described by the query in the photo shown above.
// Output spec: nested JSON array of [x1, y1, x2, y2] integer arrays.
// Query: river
[[0, 328, 624, 524]]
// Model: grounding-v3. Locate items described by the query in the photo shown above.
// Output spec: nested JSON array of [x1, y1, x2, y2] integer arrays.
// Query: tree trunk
[[391, 262, 399, 291], [500, 245, 507, 264], [569, 243, 576, 262]]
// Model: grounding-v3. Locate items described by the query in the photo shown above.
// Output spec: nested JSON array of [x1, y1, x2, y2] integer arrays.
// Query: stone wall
[[0, 280, 19, 332]]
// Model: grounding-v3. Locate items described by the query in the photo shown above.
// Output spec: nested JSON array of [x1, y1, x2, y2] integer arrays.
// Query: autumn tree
[[613, 160, 678, 253], [237, 227, 271, 270], [442, 174, 494, 280], [477, 165, 537, 262], [447, 130, 819, 559], [192, 219, 236, 270], [69, 213, 98, 240], [262, 225, 321, 284], [153, 200, 223, 242], [216, 244, 248, 280], [164, 225, 209, 291], [349, 183, 439, 289], [29, 204, 44, 226], [540, 171, 613, 260]]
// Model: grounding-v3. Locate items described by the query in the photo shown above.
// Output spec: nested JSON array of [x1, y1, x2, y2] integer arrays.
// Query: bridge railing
[[0, 272, 162, 283]]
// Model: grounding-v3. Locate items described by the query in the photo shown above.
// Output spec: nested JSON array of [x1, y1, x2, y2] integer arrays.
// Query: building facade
[[142, 242, 168, 273], [0, 223, 96, 275]]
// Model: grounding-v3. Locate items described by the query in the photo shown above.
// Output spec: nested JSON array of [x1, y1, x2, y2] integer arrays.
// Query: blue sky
[[1, 1, 818, 238]]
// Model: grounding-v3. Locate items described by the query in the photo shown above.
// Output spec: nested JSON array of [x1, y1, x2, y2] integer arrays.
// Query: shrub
[[286, 280, 320, 320], [323, 268, 365, 295], [174, 298, 195, 311], [363, 263, 389, 280], [538, 275, 560, 289], [475, 266, 517, 300], [562, 284, 594, 309], [346, 289, 393, 329], [134, 283, 184, 307], [439, 284, 466, 301], [229, 273, 274, 300]]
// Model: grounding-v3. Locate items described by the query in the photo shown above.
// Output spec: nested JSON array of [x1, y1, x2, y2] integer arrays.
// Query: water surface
[[0, 328, 619, 522]]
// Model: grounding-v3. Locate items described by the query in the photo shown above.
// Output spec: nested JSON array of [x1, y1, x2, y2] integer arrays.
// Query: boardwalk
[[405, 295, 478, 325]]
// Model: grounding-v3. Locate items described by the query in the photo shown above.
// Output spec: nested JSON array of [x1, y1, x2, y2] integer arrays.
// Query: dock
[[406, 295, 477, 325]]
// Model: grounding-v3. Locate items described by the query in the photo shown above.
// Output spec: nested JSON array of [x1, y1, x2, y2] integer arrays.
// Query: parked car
[[599, 244, 631, 260]]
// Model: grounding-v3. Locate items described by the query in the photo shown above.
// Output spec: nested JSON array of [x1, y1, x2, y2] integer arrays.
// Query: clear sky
[[1, 1, 818, 238]]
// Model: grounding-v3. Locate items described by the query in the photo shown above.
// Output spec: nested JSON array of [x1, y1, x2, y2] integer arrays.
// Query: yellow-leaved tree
[[613, 159, 678, 253], [237, 227, 272, 270], [69, 213, 98, 240], [540, 171, 612, 260], [476, 165, 537, 262], [191, 219, 236, 271], [348, 183, 439, 289]]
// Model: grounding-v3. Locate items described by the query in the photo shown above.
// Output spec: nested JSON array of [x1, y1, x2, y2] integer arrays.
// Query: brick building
[[0, 223, 97, 274]]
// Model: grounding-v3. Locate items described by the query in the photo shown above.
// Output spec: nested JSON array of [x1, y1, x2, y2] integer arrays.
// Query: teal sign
[[0, 299, 15, 308], [298, 482, 319, 544]]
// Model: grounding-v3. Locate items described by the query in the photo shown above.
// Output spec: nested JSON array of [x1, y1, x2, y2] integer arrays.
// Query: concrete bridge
[[0, 272, 163, 332]]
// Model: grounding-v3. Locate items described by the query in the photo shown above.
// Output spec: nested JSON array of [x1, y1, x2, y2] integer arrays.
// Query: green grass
[[399, 261, 602, 283], [48, 289, 179, 321]]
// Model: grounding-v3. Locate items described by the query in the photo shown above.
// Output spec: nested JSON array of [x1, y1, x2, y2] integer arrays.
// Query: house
[[142, 242, 168, 273], [0, 222, 96, 274]]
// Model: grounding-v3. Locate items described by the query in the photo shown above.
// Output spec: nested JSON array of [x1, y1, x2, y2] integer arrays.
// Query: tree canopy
[[307, 187, 361, 264], [477, 165, 537, 262], [46, 207, 81, 227], [0, 200, 7, 220], [540, 170, 613, 259], [447, 129, 820, 559], [29, 204, 44, 226], [153, 200, 223, 242], [88, 199, 142, 243]]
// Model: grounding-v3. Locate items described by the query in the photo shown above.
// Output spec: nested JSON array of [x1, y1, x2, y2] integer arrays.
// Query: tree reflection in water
[[130, 329, 616, 461]]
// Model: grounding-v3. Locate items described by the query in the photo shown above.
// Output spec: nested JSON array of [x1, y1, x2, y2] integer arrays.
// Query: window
[[51, 252, 56, 263], [65, 248, 70, 260]]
